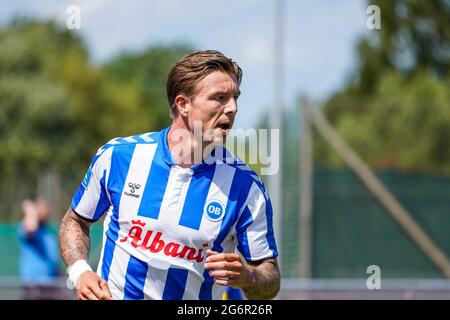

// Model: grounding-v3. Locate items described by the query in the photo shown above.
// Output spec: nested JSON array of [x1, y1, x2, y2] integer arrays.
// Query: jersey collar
[[160, 126, 217, 173]]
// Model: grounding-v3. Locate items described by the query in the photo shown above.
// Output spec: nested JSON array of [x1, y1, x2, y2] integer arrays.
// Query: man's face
[[186, 70, 240, 144]]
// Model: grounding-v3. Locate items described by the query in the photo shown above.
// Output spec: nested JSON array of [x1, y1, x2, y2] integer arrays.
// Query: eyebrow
[[211, 89, 241, 96]]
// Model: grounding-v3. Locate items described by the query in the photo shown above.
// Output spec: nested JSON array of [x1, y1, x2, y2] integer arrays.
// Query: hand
[[21, 199, 39, 233], [204, 250, 255, 289], [22, 200, 38, 217], [76, 271, 113, 300]]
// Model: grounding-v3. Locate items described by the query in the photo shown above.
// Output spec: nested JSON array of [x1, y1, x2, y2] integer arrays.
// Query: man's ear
[[174, 95, 190, 117]]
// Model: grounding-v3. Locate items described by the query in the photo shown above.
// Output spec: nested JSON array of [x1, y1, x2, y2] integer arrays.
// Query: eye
[[215, 95, 225, 101]]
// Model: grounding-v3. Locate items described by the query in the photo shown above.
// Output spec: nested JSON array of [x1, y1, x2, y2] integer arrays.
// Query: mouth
[[216, 122, 232, 131]]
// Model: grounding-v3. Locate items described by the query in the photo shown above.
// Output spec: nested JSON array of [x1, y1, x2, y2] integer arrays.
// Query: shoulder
[[86, 131, 161, 174], [217, 147, 268, 198], [97, 131, 160, 155]]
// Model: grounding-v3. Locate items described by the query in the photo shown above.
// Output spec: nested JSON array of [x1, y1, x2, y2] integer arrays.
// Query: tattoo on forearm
[[242, 258, 280, 300], [58, 210, 91, 267]]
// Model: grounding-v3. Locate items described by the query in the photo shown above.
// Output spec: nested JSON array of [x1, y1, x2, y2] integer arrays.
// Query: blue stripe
[[159, 127, 175, 165], [235, 182, 279, 261], [123, 256, 148, 300], [264, 198, 278, 257], [178, 164, 216, 230], [116, 137, 128, 144], [246, 181, 278, 257], [90, 152, 103, 166], [225, 286, 243, 300], [236, 206, 253, 260], [71, 184, 86, 209], [72, 144, 113, 210], [149, 131, 161, 143], [92, 170, 110, 220], [257, 180, 277, 256], [162, 267, 189, 300], [199, 168, 246, 300], [101, 144, 136, 281], [137, 143, 170, 219]]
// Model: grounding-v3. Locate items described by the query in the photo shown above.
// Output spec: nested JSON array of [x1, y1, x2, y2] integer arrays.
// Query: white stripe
[[75, 147, 113, 219], [108, 144, 157, 299], [157, 166, 193, 223], [139, 133, 154, 142], [181, 269, 203, 300], [212, 284, 226, 300], [95, 140, 117, 156], [245, 183, 272, 260], [117, 144, 157, 221], [106, 137, 122, 145], [143, 259, 170, 300], [107, 246, 131, 300], [123, 136, 137, 143]]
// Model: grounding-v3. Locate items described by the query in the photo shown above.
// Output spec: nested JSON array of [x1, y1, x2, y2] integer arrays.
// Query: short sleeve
[[235, 181, 278, 262], [71, 145, 113, 221]]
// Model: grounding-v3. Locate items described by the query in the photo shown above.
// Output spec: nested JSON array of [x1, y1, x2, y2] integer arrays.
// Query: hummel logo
[[128, 182, 141, 193], [124, 182, 141, 198]]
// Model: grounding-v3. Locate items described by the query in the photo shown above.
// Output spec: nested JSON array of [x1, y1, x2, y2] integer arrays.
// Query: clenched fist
[[76, 271, 113, 300], [204, 250, 255, 289]]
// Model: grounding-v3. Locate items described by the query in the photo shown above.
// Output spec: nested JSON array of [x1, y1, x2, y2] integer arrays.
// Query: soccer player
[[58, 50, 280, 300]]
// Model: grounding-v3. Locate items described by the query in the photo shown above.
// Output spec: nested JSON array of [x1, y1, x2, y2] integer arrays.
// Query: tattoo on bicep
[[58, 212, 91, 266]]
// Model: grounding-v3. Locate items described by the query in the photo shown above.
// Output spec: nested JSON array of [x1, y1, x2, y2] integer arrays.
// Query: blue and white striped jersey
[[71, 126, 278, 300]]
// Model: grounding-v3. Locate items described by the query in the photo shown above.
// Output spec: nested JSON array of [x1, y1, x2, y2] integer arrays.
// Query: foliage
[[319, 0, 450, 174], [0, 18, 191, 180], [0, 19, 192, 218]]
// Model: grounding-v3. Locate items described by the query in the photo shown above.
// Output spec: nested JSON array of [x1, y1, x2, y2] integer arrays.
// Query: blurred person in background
[[18, 197, 65, 300]]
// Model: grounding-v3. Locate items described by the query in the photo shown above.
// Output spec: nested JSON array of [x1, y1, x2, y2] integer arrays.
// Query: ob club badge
[[204, 200, 225, 222]]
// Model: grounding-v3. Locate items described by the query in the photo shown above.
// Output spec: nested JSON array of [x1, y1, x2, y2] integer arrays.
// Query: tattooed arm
[[59, 208, 91, 266], [205, 251, 280, 300], [242, 258, 280, 300], [59, 208, 112, 300]]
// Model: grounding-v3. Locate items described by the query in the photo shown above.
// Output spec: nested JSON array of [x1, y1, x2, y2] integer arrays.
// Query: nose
[[225, 97, 238, 116]]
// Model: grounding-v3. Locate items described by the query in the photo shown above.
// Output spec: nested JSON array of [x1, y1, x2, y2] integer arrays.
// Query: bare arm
[[58, 208, 91, 266], [205, 251, 281, 300], [58, 208, 112, 300], [241, 258, 280, 300]]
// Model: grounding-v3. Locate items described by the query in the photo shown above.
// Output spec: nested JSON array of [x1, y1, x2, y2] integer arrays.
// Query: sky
[[0, 0, 370, 129]]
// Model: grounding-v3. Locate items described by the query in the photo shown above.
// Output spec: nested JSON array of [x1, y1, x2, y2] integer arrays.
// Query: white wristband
[[67, 259, 92, 289]]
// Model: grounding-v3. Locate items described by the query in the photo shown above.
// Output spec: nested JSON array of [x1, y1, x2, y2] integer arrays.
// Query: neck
[[167, 118, 212, 168]]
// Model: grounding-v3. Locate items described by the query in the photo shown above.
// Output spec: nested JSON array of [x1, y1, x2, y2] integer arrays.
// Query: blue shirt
[[18, 224, 59, 284]]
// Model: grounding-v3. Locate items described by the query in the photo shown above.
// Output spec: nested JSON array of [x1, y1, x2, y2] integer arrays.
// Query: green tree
[[0, 18, 193, 219], [0, 19, 84, 177], [102, 44, 193, 134], [353, 0, 450, 95], [318, 0, 450, 174]]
